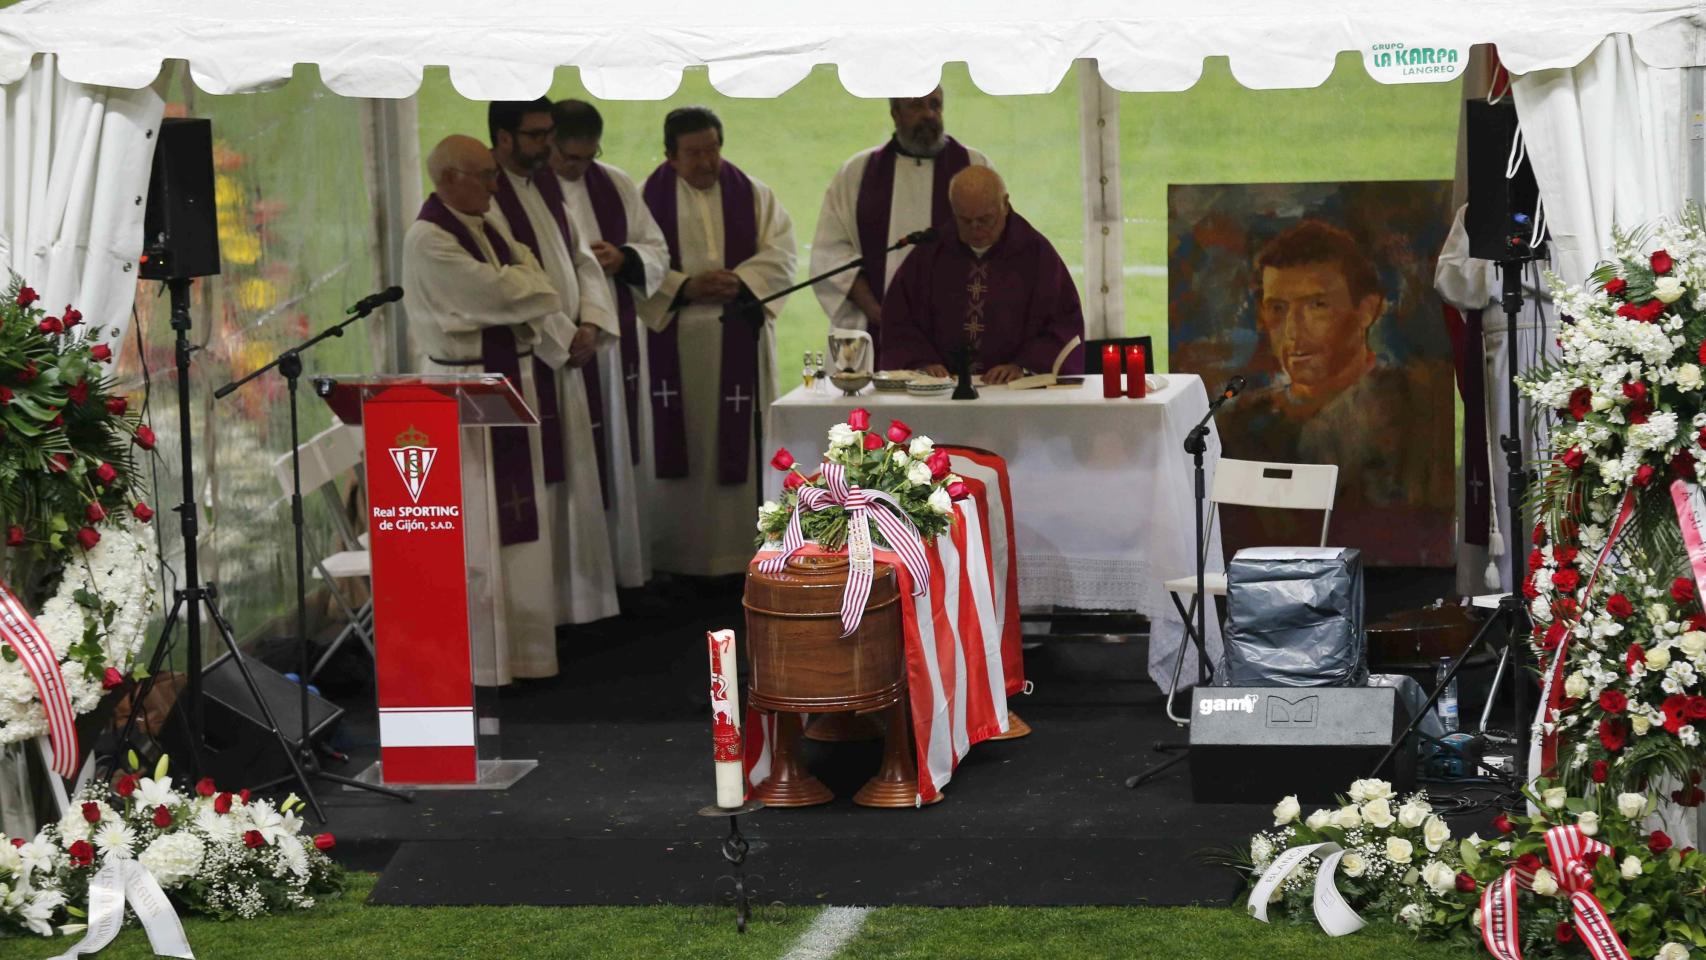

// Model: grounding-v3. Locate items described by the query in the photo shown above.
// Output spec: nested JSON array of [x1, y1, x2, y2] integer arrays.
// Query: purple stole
[[641, 161, 759, 485], [490, 173, 572, 494], [855, 137, 971, 354], [414, 193, 538, 547], [580, 162, 644, 466], [523, 168, 612, 507]]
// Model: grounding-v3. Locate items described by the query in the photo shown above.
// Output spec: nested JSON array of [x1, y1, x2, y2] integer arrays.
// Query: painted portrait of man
[[1169, 182, 1456, 566]]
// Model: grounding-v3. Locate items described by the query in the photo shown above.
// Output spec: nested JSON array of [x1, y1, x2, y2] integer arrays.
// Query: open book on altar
[[1005, 336, 1084, 390]]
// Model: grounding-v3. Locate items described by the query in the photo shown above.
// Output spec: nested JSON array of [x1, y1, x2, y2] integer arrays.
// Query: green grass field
[[415, 55, 1461, 374], [0, 874, 1477, 960]]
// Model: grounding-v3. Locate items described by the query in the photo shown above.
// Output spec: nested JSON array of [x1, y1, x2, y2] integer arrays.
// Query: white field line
[[780, 906, 871, 960]]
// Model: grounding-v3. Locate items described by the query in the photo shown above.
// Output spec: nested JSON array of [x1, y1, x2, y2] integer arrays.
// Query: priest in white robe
[[811, 87, 991, 362], [637, 106, 797, 576], [486, 99, 620, 627], [402, 135, 573, 684], [549, 99, 671, 588]]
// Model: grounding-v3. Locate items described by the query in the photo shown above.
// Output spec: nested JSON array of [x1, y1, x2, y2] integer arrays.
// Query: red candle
[[1101, 344, 1121, 398], [1126, 346, 1147, 398]]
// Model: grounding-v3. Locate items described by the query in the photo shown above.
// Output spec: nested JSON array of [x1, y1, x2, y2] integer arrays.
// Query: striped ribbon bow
[[1482, 824, 1630, 960], [0, 580, 80, 779], [759, 462, 930, 637]]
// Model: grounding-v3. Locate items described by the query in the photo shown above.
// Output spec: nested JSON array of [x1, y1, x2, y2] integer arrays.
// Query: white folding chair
[[272, 424, 375, 678], [1161, 458, 1338, 722]]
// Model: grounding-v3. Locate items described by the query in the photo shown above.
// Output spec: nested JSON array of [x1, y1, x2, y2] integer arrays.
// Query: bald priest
[[878, 166, 1084, 384]]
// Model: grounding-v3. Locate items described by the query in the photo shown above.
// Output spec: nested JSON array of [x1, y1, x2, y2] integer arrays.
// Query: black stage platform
[[297, 571, 1476, 908]]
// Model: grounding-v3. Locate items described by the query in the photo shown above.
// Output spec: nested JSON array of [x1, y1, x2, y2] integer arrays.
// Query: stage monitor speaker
[[140, 117, 221, 281], [1465, 99, 1544, 262], [159, 653, 342, 791], [1188, 686, 1416, 804]]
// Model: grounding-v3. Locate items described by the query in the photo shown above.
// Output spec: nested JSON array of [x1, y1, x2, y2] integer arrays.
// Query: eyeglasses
[[453, 167, 500, 184], [516, 126, 555, 142]]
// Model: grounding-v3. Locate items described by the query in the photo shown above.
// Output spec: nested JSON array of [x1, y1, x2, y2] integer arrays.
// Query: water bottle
[[1436, 656, 1460, 733]]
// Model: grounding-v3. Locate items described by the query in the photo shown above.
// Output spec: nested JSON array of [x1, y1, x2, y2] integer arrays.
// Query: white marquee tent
[[0, 0, 1704, 834]]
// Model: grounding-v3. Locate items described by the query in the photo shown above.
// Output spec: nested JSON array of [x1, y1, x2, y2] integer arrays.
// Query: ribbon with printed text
[[1481, 825, 1630, 960], [0, 581, 79, 779]]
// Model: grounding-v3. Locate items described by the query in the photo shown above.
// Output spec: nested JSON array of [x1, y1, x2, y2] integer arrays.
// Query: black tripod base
[[1124, 741, 1189, 789]]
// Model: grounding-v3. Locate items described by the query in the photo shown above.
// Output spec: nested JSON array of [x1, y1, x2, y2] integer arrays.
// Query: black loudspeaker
[[140, 117, 220, 280], [159, 654, 342, 791], [1189, 686, 1416, 804], [1466, 99, 1544, 262]]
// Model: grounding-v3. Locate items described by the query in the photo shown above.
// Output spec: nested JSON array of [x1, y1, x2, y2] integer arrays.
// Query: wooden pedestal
[[989, 710, 1033, 741], [853, 698, 939, 808], [749, 713, 833, 807]]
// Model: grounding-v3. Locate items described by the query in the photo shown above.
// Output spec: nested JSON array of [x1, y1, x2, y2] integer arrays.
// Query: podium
[[317, 373, 538, 788]]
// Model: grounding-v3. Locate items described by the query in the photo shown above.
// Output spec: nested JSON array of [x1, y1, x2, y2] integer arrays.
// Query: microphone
[[346, 286, 403, 316], [895, 228, 936, 249], [1220, 375, 1247, 400]]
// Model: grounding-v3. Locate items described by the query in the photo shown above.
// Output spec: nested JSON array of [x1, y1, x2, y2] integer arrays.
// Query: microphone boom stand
[[213, 295, 413, 817]]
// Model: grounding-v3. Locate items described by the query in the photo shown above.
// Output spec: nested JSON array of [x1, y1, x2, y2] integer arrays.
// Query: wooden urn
[[744, 553, 913, 807]]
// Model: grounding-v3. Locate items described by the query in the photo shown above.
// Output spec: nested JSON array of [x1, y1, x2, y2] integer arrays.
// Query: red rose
[[1624, 381, 1649, 403], [1628, 643, 1648, 675], [134, 425, 156, 450], [15, 286, 38, 307], [1592, 760, 1609, 783], [75, 527, 100, 550], [885, 419, 912, 444], [1522, 577, 1539, 601], [5, 526, 22, 547], [1568, 386, 1593, 421], [1528, 548, 1545, 570], [1651, 830, 1674, 854], [153, 805, 172, 829], [1455, 872, 1477, 893], [89, 343, 112, 363], [1553, 544, 1578, 566], [85, 501, 105, 523], [243, 829, 266, 849], [1653, 249, 1675, 274], [769, 448, 795, 472], [1635, 463, 1659, 487], [47, 453, 70, 473], [846, 408, 871, 431], [1516, 852, 1543, 875], [1600, 717, 1629, 752], [66, 379, 88, 407], [105, 396, 127, 415], [1562, 447, 1586, 471], [1675, 451, 1699, 480], [196, 777, 215, 797], [101, 667, 124, 690], [1599, 690, 1628, 714], [1552, 568, 1581, 594], [1556, 922, 1576, 944], [37, 316, 61, 335], [81, 801, 101, 823], [947, 480, 969, 500], [1605, 277, 1628, 296], [782, 472, 804, 492], [1607, 594, 1634, 619], [926, 448, 952, 480], [0, 386, 10, 406], [214, 792, 233, 814], [68, 840, 94, 867], [19, 360, 37, 383], [1692, 613, 1706, 632], [114, 773, 138, 798], [1540, 621, 1568, 651], [239, 788, 251, 804], [861, 432, 883, 451], [62, 306, 81, 328], [1493, 813, 1514, 834], [133, 502, 154, 522], [313, 833, 336, 851], [1676, 577, 1698, 605], [95, 462, 117, 485], [1688, 696, 1706, 720]]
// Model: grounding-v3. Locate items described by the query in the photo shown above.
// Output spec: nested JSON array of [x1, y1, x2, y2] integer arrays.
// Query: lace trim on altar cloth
[[1016, 553, 1188, 620]]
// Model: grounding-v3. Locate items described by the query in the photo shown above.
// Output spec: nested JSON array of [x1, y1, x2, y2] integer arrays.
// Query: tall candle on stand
[[706, 629, 745, 807], [1126, 346, 1147, 398], [1101, 344, 1121, 398]]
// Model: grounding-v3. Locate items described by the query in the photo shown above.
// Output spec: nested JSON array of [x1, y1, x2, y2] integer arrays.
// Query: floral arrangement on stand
[[756, 407, 966, 550], [1516, 209, 1706, 798], [1246, 777, 1706, 959], [0, 754, 343, 940], [0, 277, 160, 749]]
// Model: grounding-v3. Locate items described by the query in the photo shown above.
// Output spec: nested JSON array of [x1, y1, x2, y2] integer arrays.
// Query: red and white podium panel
[[318, 374, 537, 788]]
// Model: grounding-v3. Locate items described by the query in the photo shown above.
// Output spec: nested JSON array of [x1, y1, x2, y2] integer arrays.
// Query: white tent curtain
[[0, 53, 164, 353], [0, 54, 163, 837]]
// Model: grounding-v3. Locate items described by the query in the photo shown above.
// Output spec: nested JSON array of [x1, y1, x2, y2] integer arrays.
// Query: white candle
[[707, 629, 745, 807]]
